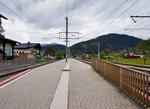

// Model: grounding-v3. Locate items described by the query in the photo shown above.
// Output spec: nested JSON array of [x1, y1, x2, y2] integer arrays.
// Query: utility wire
[[69, 0, 77, 27], [0, 0, 50, 38], [134, 17, 150, 28], [117, 17, 141, 34], [66, 0, 68, 17], [96, 0, 140, 36], [124, 20, 150, 31], [121, 14, 150, 35], [0, 1, 29, 25], [10, 1, 35, 23], [94, 0, 128, 36], [102, 0, 128, 25], [11, 1, 62, 40], [124, 28, 150, 30], [9, 1, 46, 35], [121, 20, 148, 35], [117, 11, 150, 35]]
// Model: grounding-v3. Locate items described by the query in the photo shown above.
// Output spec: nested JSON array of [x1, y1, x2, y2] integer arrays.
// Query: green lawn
[[35, 59, 53, 64], [106, 58, 150, 65]]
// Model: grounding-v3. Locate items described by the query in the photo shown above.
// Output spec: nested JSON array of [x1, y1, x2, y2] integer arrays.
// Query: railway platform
[[0, 59, 144, 109]]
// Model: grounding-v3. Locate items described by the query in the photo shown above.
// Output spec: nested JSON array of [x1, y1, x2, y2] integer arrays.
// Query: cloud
[[0, 0, 150, 46]]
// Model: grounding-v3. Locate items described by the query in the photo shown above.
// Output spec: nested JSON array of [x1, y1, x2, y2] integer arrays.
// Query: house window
[[5, 43, 12, 56], [0, 42, 3, 50]]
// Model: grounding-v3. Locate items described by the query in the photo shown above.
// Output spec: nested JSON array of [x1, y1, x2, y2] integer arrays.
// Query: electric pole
[[98, 41, 100, 59], [65, 16, 68, 62], [57, 0, 81, 62], [58, 18, 80, 62]]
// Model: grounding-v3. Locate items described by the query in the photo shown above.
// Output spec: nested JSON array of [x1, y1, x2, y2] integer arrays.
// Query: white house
[[14, 42, 42, 56]]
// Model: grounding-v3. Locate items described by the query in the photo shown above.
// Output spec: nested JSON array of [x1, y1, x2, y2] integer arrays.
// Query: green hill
[[70, 33, 142, 55], [41, 43, 65, 51]]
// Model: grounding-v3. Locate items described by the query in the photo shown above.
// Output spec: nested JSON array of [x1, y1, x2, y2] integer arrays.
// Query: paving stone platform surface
[[0, 59, 143, 109], [0, 60, 65, 109], [68, 59, 142, 109]]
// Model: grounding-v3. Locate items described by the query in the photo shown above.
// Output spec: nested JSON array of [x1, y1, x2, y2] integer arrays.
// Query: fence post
[[104, 62, 106, 78], [139, 74, 142, 103], [91, 59, 93, 68], [120, 67, 123, 91], [96, 59, 97, 72], [142, 75, 145, 105], [145, 76, 149, 107]]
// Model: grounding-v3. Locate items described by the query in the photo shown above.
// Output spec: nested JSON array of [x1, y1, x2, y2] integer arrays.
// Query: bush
[[88, 54, 92, 60], [6, 56, 13, 60], [100, 51, 106, 59], [56, 50, 64, 59], [82, 54, 87, 59]]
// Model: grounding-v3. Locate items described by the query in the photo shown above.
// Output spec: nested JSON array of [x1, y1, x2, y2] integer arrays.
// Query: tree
[[110, 51, 120, 62], [82, 44, 87, 54], [44, 45, 55, 57], [111, 51, 120, 58], [88, 54, 92, 60], [104, 48, 112, 60], [100, 51, 106, 59], [104, 48, 112, 55], [91, 52, 95, 57], [56, 50, 64, 59], [136, 39, 150, 64], [30, 48, 37, 54]]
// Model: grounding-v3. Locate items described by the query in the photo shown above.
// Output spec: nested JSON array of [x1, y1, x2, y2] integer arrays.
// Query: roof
[[0, 34, 19, 44], [14, 42, 42, 49], [128, 54, 137, 56]]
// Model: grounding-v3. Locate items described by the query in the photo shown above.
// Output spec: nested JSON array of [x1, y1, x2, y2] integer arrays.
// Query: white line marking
[[0, 62, 54, 89], [63, 60, 70, 70], [50, 60, 70, 109], [0, 69, 34, 89]]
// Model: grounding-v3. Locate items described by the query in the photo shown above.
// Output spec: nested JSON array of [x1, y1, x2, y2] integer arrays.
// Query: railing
[[91, 58, 150, 108], [0, 59, 34, 68], [0, 59, 35, 76]]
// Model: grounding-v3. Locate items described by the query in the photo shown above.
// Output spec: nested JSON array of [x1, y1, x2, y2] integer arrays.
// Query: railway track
[[0, 60, 58, 82], [113, 62, 150, 74], [77, 58, 150, 74]]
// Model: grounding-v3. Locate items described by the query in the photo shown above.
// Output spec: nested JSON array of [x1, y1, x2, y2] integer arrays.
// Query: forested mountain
[[41, 43, 66, 51], [70, 33, 142, 55]]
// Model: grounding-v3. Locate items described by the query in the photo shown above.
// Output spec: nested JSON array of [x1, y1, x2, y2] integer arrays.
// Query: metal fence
[[0, 59, 34, 69], [91, 58, 150, 108]]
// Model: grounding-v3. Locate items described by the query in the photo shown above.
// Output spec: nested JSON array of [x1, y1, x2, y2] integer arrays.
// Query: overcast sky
[[0, 0, 150, 46]]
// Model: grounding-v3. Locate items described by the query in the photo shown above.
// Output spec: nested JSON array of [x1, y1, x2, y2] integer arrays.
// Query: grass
[[35, 59, 53, 64], [105, 57, 150, 65]]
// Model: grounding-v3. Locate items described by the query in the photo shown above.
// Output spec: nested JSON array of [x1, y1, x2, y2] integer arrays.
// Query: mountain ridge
[[41, 43, 66, 51], [70, 33, 143, 55]]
